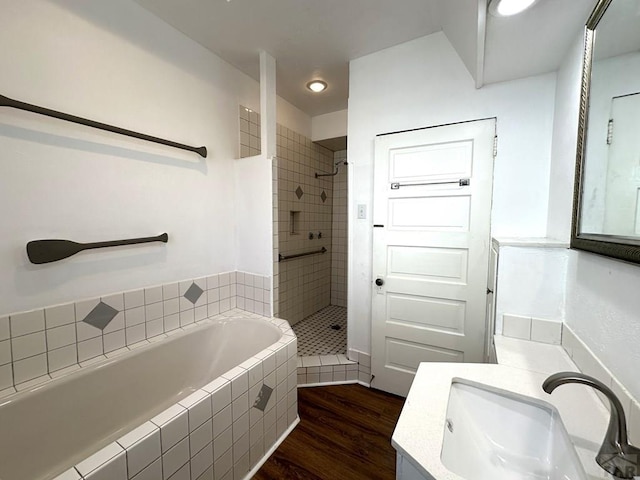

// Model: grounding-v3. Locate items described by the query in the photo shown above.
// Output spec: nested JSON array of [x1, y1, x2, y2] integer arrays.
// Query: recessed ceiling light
[[488, 0, 538, 16], [307, 80, 327, 93]]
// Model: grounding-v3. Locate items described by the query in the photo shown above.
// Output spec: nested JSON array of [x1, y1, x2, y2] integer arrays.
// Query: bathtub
[[0, 315, 298, 480]]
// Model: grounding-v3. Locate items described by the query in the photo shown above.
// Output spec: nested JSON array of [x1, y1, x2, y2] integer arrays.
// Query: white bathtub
[[0, 316, 298, 480]]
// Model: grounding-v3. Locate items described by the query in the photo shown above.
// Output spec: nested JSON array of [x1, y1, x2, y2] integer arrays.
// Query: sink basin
[[441, 379, 587, 480]]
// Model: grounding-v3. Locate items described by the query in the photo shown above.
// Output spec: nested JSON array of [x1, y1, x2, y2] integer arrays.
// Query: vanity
[[392, 337, 614, 479]]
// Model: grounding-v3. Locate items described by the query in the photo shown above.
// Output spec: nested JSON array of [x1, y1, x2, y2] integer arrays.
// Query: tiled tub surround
[[0, 271, 271, 394], [0, 312, 298, 480]]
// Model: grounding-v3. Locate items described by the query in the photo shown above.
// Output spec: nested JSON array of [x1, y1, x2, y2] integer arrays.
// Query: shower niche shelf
[[289, 211, 301, 235]]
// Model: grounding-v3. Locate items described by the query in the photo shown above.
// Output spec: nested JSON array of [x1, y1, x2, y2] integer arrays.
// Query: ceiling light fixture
[[307, 80, 327, 93], [488, 0, 538, 17]]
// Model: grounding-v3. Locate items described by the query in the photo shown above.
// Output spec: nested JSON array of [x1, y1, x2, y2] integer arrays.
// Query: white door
[[371, 119, 495, 396]]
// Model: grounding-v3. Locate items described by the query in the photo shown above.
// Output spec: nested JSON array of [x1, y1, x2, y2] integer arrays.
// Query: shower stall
[[274, 127, 348, 359], [239, 105, 349, 367]]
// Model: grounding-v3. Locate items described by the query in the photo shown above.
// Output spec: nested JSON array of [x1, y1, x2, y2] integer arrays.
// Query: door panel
[[389, 141, 473, 182], [385, 338, 464, 374], [389, 196, 471, 230], [387, 294, 466, 334], [387, 246, 468, 284], [372, 119, 495, 396]]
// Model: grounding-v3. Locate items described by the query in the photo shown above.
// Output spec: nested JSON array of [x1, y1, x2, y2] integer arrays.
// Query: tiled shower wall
[[277, 128, 334, 325], [237, 107, 348, 325], [331, 150, 348, 307]]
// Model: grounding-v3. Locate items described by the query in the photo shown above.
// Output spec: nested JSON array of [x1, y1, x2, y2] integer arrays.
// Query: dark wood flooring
[[253, 384, 405, 480]]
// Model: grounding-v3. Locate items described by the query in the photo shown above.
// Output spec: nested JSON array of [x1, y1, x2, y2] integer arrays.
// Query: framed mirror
[[572, 0, 640, 263]]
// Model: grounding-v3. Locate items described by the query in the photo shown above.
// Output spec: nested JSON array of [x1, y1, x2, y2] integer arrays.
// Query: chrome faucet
[[543, 372, 640, 479]]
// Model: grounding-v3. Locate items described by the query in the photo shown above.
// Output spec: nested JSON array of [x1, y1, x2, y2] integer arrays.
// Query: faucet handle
[[543, 371, 639, 479]]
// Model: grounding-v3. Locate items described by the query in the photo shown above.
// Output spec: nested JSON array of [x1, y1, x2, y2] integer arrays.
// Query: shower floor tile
[[293, 305, 346, 357]]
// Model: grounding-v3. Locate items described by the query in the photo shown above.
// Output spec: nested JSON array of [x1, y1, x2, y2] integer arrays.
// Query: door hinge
[[493, 135, 498, 158], [607, 119, 614, 145]]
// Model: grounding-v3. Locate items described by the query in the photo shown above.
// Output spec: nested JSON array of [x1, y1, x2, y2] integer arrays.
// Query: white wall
[[276, 97, 312, 140], [548, 31, 640, 400], [565, 251, 640, 400], [546, 35, 584, 241], [311, 109, 348, 141], [347, 32, 556, 352], [234, 155, 273, 277], [0, 0, 266, 315], [495, 246, 568, 333]]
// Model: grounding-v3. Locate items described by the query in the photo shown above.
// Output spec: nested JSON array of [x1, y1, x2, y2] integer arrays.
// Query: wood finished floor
[[253, 384, 405, 480]]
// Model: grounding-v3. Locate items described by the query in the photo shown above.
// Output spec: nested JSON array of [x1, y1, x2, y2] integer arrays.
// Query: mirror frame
[[571, 0, 640, 263]]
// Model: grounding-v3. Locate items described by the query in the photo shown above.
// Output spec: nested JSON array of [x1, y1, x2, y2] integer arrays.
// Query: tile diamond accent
[[184, 282, 204, 305], [83, 301, 119, 330], [320, 190, 327, 203], [253, 384, 273, 412], [295, 186, 304, 199]]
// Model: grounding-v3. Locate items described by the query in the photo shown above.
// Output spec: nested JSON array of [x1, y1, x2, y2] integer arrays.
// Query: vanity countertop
[[491, 236, 570, 248], [391, 336, 615, 479]]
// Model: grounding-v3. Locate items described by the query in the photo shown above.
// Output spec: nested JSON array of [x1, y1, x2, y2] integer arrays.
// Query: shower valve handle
[[375, 278, 384, 287]]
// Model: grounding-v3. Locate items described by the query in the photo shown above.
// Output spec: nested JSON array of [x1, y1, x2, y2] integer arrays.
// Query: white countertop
[[391, 336, 615, 479], [492, 237, 570, 248]]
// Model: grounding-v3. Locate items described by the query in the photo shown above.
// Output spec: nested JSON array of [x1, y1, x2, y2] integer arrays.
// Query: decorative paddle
[[26, 233, 169, 264]]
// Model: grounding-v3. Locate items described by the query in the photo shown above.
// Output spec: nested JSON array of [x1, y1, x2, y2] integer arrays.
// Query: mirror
[[572, 0, 640, 262]]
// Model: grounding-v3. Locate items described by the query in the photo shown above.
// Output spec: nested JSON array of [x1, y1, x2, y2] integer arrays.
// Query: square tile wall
[[331, 150, 348, 308], [296, 353, 358, 386], [273, 156, 279, 318], [239, 106, 261, 158], [502, 314, 562, 345], [238, 107, 348, 323], [0, 271, 271, 396], [276, 125, 334, 325]]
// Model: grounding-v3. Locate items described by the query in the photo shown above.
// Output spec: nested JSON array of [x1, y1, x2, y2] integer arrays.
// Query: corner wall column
[[260, 51, 276, 158]]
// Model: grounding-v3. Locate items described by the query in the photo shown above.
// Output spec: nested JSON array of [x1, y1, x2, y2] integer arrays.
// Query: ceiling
[[134, 0, 597, 118]]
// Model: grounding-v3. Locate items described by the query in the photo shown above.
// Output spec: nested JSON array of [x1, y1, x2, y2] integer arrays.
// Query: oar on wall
[[26, 233, 168, 264]]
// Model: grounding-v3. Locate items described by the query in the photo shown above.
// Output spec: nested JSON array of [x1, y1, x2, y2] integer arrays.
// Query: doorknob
[[375, 278, 384, 286]]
